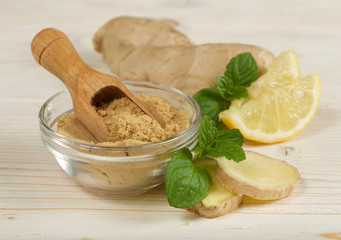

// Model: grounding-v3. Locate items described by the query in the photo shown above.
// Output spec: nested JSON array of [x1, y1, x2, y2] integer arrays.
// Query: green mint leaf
[[197, 115, 218, 150], [224, 52, 258, 87], [216, 76, 248, 101], [217, 129, 244, 146], [165, 148, 212, 208], [193, 116, 246, 163], [193, 115, 218, 160], [232, 86, 249, 100], [216, 76, 234, 99], [207, 140, 246, 163], [215, 119, 226, 130], [193, 88, 230, 128]]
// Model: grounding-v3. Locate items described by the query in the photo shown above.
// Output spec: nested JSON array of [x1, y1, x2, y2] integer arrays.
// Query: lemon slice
[[219, 50, 321, 143]]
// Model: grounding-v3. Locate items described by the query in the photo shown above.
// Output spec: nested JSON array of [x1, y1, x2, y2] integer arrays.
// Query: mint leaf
[[217, 77, 248, 101], [207, 140, 246, 163], [216, 76, 234, 99], [193, 88, 230, 129], [197, 115, 218, 151], [232, 86, 248, 100], [217, 129, 244, 146], [224, 52, 258, 87], [165, 148, 212, 208], [193, 116, 245, 163], [194, 117, 245, 162], [193, 115, 218, 160]]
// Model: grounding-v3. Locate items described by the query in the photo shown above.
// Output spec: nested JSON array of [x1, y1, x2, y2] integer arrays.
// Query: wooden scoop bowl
[[31, 28, 158, 142]]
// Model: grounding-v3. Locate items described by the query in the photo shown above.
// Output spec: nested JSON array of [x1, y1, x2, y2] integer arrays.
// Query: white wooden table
[[1, 0, 340, 239]]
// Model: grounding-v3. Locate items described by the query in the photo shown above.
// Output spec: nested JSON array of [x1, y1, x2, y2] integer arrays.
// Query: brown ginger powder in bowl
[[56, 94, 189, 190]]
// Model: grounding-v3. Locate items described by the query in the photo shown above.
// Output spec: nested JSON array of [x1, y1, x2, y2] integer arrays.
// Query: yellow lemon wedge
[[219, 50, 321, 143]]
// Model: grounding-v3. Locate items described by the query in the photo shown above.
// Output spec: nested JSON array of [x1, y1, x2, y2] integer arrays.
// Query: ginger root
[[187, 151, 300, 218], [93, 16, 276, 96], [187, 159, 242, 218], [217, 151, 301, 200]]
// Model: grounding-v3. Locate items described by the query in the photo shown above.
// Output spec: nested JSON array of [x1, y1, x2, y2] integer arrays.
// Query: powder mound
[[57, 95, 189, 146]]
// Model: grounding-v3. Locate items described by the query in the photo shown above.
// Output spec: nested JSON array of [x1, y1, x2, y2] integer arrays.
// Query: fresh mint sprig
[[165, 53, 256, 209], [194, 53, 258, 129], [165, 116, 245, 209]]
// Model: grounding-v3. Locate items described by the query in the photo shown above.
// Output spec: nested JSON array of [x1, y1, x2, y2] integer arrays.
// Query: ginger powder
[[57, 94, 189, 146]]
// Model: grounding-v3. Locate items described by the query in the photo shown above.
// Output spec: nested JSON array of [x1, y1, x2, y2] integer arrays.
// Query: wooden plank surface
[[1, 0, 341, 239]]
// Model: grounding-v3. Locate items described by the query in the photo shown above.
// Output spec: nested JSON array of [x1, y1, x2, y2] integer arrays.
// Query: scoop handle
[[31, 28, 89, 96]]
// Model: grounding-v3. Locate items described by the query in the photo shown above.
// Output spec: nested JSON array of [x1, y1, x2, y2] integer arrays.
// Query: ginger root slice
[[93, 16, 276, 96], [216, 151, 301, 200], [186, 159, 242, 218]]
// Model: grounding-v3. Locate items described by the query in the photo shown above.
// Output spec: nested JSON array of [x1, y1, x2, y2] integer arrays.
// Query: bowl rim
[[39, 80, 201, 151]]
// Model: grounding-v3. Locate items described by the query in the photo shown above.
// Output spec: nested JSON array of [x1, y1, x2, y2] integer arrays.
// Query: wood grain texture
[[1, 0, 341, 239]]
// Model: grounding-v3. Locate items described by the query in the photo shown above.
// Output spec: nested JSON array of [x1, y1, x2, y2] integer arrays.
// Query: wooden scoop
[[31, 28, 160, 142]]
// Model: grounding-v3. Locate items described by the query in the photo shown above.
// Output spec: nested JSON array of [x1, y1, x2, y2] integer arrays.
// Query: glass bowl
[[39, 80, 201, 196]]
